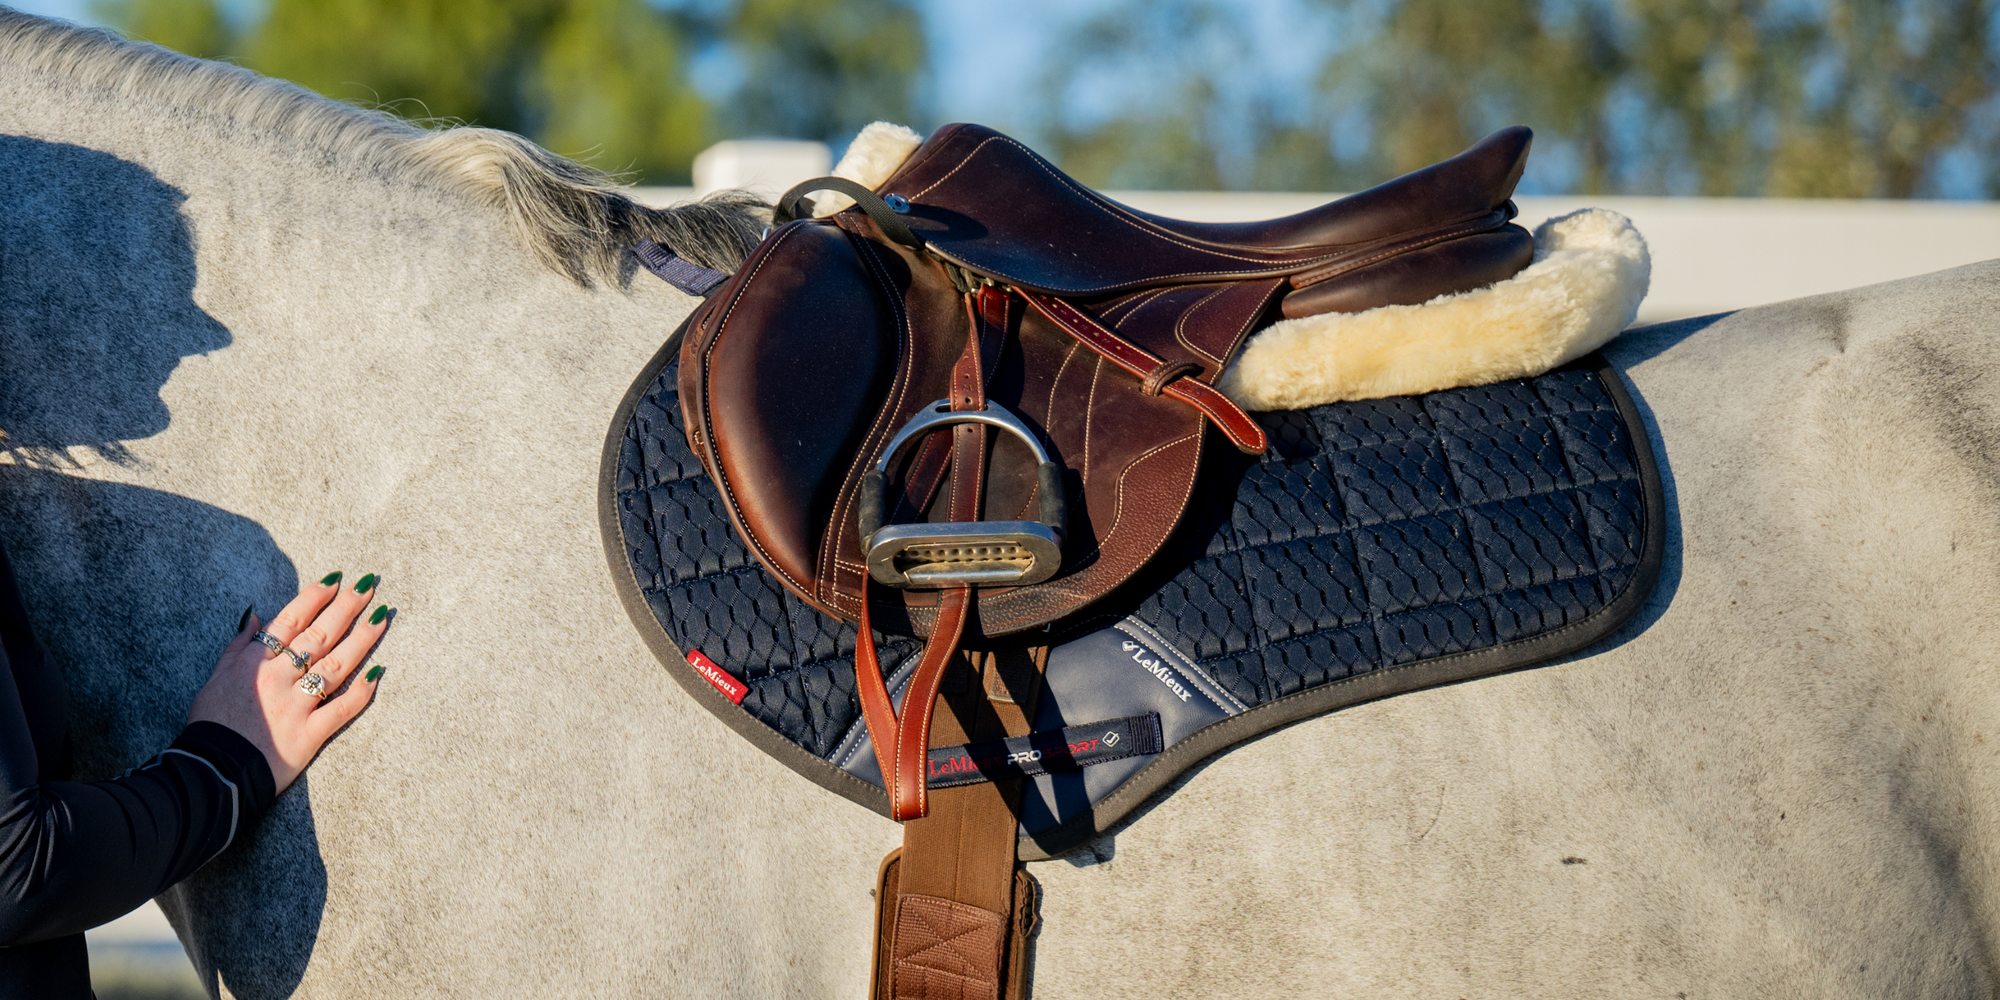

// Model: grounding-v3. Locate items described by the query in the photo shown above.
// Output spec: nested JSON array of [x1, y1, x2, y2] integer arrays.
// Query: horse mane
[[0, 10, 765, 286]]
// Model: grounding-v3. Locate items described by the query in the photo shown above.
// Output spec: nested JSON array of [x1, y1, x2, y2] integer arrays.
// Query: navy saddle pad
[[600, 334, 1664, 859]]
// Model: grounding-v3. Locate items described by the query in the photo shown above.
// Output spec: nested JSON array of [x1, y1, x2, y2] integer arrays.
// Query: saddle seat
[[887, 123, 1536, 318]]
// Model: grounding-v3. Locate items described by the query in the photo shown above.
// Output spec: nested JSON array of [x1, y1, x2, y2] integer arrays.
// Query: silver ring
[[253, 631, 311, 671], [297, 672, 329, 700]]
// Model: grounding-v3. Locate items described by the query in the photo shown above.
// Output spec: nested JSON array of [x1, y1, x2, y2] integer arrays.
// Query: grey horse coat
[[4, 12, 2000, 999]]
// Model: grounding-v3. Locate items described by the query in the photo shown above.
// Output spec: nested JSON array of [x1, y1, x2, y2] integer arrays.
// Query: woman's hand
[[188, 572, 390, 793]]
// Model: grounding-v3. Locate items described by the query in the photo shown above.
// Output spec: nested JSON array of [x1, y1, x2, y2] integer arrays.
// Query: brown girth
[[868, 644, 1046, 1000]]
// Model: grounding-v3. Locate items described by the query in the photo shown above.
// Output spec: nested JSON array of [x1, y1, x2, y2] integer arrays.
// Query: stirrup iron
[[856, 399, 1067, 588]]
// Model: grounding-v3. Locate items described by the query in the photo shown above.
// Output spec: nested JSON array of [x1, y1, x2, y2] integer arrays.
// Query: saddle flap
[[680, 221, 905, 595]]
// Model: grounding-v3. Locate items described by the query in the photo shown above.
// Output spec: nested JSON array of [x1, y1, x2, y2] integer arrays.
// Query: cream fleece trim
[[1217, 209, 1651, 410], [812, 121, 923, 217]]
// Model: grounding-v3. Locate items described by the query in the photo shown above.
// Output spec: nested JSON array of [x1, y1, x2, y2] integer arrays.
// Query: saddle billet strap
[[1020, 290, 1269, 455]]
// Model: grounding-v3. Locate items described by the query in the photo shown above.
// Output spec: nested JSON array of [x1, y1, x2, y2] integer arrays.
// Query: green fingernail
[[236, 604, 255, 631], [369, 604, 390, 625], [354, 573, 378, 594], [364, 665, 385, 682], [319, 571, 342, 586]]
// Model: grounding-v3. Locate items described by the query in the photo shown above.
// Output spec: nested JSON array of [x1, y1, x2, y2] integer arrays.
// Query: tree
[[1036, 0, 2000, 197], [721, 0, 928, 147], [98, 0, 714, 182], [91, 0, 229, 58]]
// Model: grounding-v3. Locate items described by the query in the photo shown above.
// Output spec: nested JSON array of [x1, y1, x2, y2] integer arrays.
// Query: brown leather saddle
[[673, 122, 1540, 998]]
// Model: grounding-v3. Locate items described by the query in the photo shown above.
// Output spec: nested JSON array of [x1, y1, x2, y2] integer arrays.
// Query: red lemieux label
[[687, 649, 747, 704]]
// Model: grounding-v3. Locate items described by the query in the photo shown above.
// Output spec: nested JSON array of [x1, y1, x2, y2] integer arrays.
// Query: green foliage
[[1040, 0, 2000, 197], [247, 0, 553, 127], [93, 0, 1998, 195], [96, 0, 716, 182], [725, 0, 927, 144], [1031, 3, 1238, 189], [245, 0, 710, 180], [93, 0, 930, 182], [90, 0, 229, 58], [529, 0, 708, 176]]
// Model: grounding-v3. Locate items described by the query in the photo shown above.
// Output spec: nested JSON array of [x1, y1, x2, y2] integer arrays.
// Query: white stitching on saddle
[[977, 427, 1202, 618], [1082, 355, 1103, 486], [1173, 284, 1236, 368], [1102, 286, 1177, 324], [1084, 431, 1199, 560], [822, 228, 918, 605], [701, 226, 815, 599], [1043, 339, 1081, 432], [931, 135, 1345, 266]]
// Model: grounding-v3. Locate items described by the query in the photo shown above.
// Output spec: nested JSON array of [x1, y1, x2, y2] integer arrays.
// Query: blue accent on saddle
[[634, 238, 730, 296], [610, 358, 1648, 836]]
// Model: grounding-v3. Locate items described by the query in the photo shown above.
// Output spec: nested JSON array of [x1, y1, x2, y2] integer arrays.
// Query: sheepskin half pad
[[1218, 209, 1652, 410]]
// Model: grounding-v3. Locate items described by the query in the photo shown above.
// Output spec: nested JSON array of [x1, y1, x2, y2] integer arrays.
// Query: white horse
[[4, 12, 1998, 998]]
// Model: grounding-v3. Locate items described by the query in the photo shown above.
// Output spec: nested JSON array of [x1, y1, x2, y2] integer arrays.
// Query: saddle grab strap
[[773, 176, 925, 250], [1019, 291, 1269, 455]]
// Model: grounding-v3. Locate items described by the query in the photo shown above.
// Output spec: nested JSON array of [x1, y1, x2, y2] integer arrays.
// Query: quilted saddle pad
[[599, 333, 1664, 860]]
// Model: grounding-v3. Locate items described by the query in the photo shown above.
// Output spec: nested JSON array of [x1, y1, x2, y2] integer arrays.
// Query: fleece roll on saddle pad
[[601, 346, 1662, 857]]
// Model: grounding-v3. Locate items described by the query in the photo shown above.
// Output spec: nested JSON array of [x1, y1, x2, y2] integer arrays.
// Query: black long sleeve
[[0, 542, 274, 995], [0, 718, 275, 945]]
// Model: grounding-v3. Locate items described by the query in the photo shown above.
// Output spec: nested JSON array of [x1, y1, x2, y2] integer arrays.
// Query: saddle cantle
[[607, 123, 1662, 1000]]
